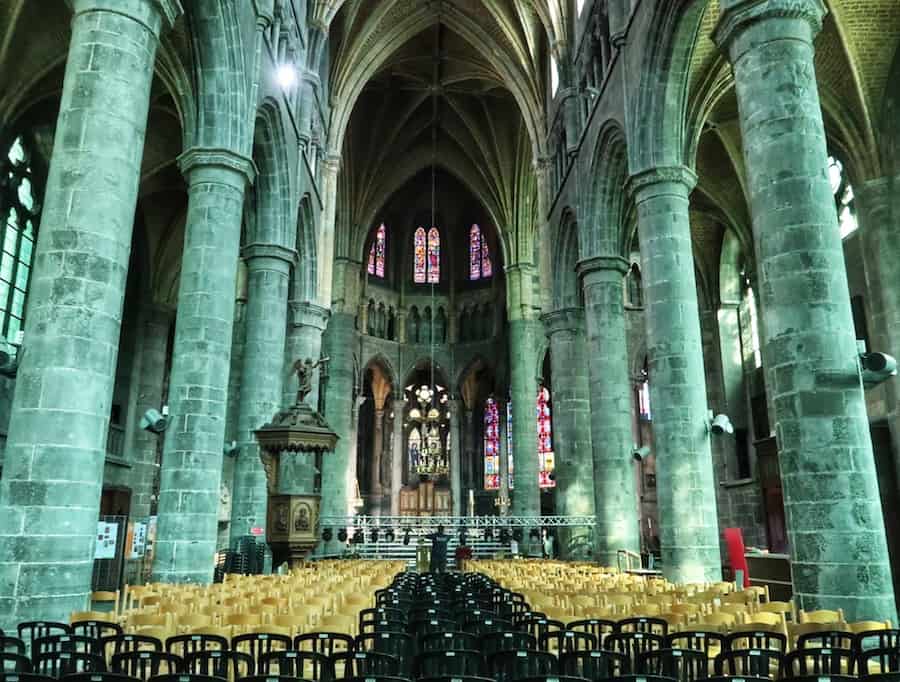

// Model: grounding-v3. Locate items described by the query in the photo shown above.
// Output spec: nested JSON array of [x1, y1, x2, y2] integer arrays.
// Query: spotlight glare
[[276, 64, 297, 89]]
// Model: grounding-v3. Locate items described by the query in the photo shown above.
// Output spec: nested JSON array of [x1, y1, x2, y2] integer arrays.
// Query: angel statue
[[292, 356, 330, 404]]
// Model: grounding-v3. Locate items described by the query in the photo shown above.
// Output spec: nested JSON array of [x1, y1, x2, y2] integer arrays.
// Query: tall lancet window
[[367, 223, 386, 278], [0, 135, 40, 340], [469, 224, 492, 280], [537, 386, 555, 488], [484, 398, 500, 490], [414, 226, 441, 283]]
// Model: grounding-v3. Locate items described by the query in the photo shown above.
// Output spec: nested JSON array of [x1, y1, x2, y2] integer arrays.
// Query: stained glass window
[[408, 427, 422, 475], [367, 223, 386, 278], [470, 225, 481, 280], [537, 386, 555, 488], [469, 224, 493, 280], [507, 401, 514, 489], [427, 227, 440, 283], [484, 398, 500, 490], [828, 156, 858, 239], [414, 227, 427, 283], [0, 136, 39, 340]]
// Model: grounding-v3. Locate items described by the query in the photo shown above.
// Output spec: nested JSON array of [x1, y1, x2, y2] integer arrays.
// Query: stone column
[[577, 256, 641, 564], [0, 0, 179, 626], [229, 245, 293, 543], [856, 178, 900, 491], [130, 305, 172, 519], [715, 0, 896, 621], [449, 399, 462, 515], [316, 155, 341, 307], [463, 408, 476, 495], [152, 148, 255, 583], [391, 398, 404, 516], [626, 167, 721, 582], [371, 409, 385, 497], [509, 318, 541, 517], [543, 308, 595, 558], [320, 312, 357, 547], [498, 399, 510, 516]]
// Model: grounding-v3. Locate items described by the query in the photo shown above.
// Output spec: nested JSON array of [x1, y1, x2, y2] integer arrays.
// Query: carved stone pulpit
[[255, 358, 338, 568]]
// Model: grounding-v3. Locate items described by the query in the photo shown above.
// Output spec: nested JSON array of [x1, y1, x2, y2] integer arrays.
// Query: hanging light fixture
[[411, 15, 449, 481]]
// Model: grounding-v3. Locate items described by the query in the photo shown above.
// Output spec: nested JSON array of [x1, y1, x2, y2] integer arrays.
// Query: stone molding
[[290, 301, 331, 331], [241, 243, 297, 267], [178, 147, 257, 186], [576, 255, 630, 278], [541, 308, 585, 336], [626, 165, 697, 200], [713, 0, 826, 51]]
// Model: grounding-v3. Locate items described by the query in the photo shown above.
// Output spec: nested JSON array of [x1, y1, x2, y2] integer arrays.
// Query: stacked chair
[[1, 560, 897, 682]]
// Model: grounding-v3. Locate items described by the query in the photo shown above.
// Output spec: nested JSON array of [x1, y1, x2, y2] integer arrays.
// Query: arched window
[[367, 223, 386, 278], [408, 427, 422, 475], [0, 136, 40, 340], [507, 401, 514, 490], [638, 361, 651, 421], [427, 227, 440, 283], [414, 227, 427, 283], [626, 263, 643, 307], [828, 156, 858, 238], [469, 224, 493, 280], [484, 398, 500, 490], [537, 386, 555, 488], [742, 271, 763, 369], [414, 226, 440, 283]]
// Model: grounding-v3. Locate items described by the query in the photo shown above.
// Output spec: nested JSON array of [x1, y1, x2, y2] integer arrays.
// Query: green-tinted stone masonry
[[715, 0, 897, 622], [0, 0, 180, 626], [629, 167, 723, 583]]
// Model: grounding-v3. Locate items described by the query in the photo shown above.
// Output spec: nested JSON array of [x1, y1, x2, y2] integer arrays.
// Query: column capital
[[626, 165, 697, 201], [541, 308, 585, 336], [241, 243, 297, 268], [178, 147, 256, 186], [290, 301, 331, 331], [74, 0, 183, 32], [576, 255, 630, 279], [713, 0, 826, 53]]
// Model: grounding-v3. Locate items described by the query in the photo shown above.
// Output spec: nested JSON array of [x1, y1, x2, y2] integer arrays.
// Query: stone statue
[[291, 356, 330, 404]]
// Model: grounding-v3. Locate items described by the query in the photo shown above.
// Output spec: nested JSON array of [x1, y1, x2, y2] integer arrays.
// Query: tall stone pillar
[[449, 399, 462, 515], [371, 409, 385, 505], [543, 308, 595, 558], [391, 398, 404, 515], [857, 178, 900, 492], [130, 306, 173, 519], [320, 312, 357, 544], [509, 317, 541, 517], [627, 167, 721, 582], [715, 0, 897, 620], [153, 149, 255, 583], [0, 0, 180, 625], [578, 256, 641, 564], [498, 400, 510, 516], [463, 408, 476, 495], [229, 245, 293, 542]]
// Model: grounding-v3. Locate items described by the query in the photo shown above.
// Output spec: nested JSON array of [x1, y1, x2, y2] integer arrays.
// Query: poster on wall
[[95, 522, 118, 559], [130, 521, 147, 559]]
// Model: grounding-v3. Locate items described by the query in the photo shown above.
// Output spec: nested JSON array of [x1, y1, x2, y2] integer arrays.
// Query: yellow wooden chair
[[798, 608, 845, 624]]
